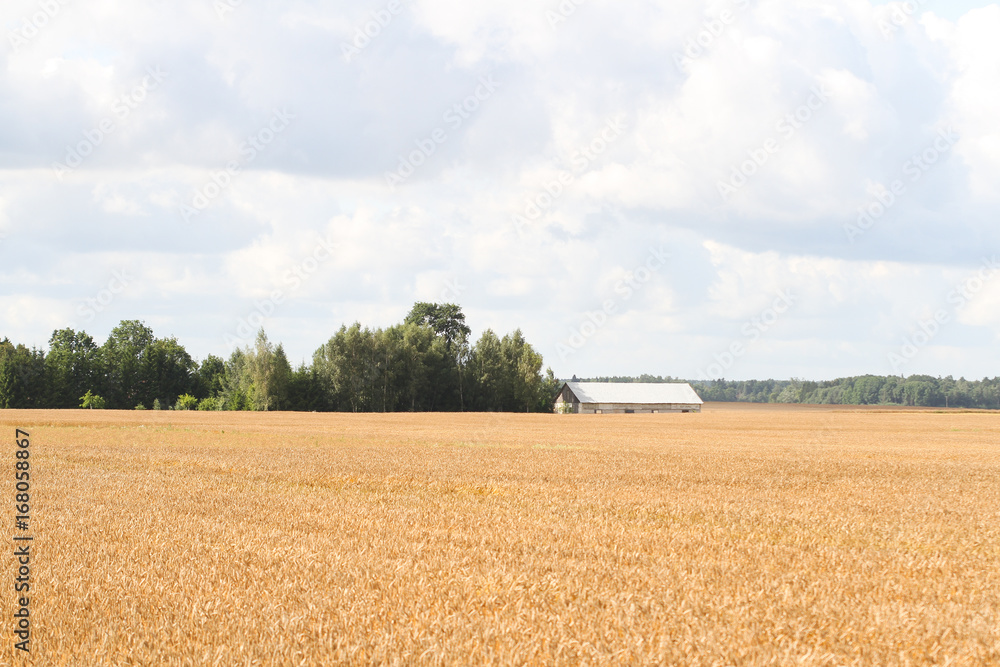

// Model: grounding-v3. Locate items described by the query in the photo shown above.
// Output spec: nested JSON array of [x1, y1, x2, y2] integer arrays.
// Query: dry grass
[[1, 404, 998, 665]]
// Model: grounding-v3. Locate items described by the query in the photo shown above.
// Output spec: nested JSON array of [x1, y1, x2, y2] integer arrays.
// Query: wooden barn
[[554, 382, 704, 414]]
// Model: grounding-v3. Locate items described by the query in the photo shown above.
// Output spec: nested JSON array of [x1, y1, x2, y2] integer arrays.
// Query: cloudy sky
[[1, 0, 998, 381]]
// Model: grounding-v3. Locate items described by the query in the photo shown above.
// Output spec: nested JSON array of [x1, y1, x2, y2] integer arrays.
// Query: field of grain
[[1, 404, 998, 665]]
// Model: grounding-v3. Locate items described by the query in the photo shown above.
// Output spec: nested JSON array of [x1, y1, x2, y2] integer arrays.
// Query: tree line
[[0, 303, 560, 412], [576, 375, 1000, 409]]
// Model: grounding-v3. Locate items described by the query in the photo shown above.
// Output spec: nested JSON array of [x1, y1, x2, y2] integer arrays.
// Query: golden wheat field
[[0, 404, 998, 666]]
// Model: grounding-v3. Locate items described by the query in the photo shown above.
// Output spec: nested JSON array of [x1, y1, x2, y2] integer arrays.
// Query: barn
[[554, 382, 704, 414]]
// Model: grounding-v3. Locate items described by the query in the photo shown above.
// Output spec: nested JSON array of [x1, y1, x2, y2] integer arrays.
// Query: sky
[[1, 0, 999, 382]]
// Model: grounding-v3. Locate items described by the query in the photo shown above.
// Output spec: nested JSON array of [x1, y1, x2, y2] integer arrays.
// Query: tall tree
[[144, 337, 197, 408], [0, 339, 47, 409], [244, 330, 292, 411], [46, 328, 100, 408], [271, 344, 292, 411], [220, 348, 253, 411], [248, 330, 276, 411], [466, 329, 506, 411], [194, 355, 226, 399], [502, 329, 544, 412], [405, 302, 471, 351], [287, 362, 323, 412], [101, 320, 155, 409]]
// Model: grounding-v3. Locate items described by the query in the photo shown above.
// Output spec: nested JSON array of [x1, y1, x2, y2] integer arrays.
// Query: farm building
[[554, 382, 704, 414]]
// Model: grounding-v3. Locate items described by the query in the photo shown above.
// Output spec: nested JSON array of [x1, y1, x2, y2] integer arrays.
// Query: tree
[[466, 329, 506, 411], [271, 344, 292, 410], [101, 320, 155, 409], [287, 362, 324, 412], [175, 394, 198, 410], [144, 337, 197, 408], [248, 330, 277, 411], [538, 368, 562, 413], [396, 323, 452, 411], [314, 323, 373, 412], [405, 302, 471, 351], [46, 329, 100, 408], [80, 390, 106, 409], [213, 330, 293, 411], [503, 329, 543, 412], [220, 348, 253, 410], [0, 339, 47, 409], [246, 330, 291, 411], [194, 354, 226, 399], [0, 339, 14, 408], [402, 304, 470, 410]]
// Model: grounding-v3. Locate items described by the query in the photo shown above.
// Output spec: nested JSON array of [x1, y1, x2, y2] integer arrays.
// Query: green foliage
[[405, 302, 472, 351], [79, 390, 106, 409], [194, 355, 226, 398], [1, 306, 557, 413], [539, 368, 563, 413], [248, 331, 290, 411], [578, 375, 1000, 410], [101, 320, 155, 408], [46, 328, 100, 408], [0, 339, 47, 409], [175, 394, 198, 410], [683, 375, 1000, 409], [197, 396, 221, 411], [308, 307, 551, 413], [145, 337, 197, 409], [463, 328, 549, 412], [313, 321, 455, 412], [94, 320, 198, 410], [8, 310, 1000, 413], [287, 363, 324, 411]]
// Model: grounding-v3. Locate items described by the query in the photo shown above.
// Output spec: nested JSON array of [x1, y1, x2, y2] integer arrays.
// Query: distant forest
[[0, 303, 560, 413], [576, 375, 1000, 410], [7, 308, 999, 412]]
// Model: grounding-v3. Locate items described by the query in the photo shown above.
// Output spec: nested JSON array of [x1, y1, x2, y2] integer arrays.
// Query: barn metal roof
[[563, 382, 704, 405]]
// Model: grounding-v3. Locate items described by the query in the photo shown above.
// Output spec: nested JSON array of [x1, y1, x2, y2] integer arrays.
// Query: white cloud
[[0, 0, 997, 379], [932, 5, 1000, 198]]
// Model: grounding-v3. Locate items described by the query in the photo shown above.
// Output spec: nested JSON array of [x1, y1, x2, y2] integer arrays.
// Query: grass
[[1, 405, 998, 665]]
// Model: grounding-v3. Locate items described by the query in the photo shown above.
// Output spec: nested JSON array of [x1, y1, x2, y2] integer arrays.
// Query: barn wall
[[553, 386, 582, 413], [578, 403, 701, 414]]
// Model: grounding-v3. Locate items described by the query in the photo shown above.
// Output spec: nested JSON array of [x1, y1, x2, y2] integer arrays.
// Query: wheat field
[[0, 404, 998, 666]]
